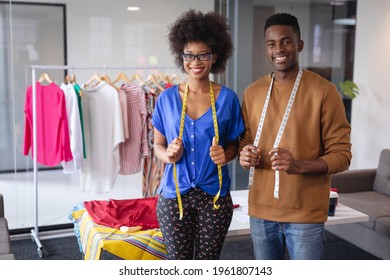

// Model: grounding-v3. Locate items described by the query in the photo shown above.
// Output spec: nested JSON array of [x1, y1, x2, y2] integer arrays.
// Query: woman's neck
[[186, 78, 211, 95]]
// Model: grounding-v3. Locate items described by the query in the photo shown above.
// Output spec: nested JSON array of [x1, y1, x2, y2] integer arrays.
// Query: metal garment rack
[[29, 64, 176, 258]]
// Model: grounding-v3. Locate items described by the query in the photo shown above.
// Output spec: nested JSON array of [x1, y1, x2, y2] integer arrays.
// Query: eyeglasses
[[182, 53, 213, 61]]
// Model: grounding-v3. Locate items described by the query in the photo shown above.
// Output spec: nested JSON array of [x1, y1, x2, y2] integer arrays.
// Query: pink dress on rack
[[23, 82, 73, 166]]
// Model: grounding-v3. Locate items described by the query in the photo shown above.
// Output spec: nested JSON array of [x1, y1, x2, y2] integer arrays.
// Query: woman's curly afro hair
[[168, 9, 234, 74]]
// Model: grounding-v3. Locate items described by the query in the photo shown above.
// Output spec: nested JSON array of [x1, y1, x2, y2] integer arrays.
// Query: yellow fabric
[[74, 209, 167, 260]]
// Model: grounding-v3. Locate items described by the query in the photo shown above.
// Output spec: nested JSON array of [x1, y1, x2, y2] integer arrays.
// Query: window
[[0, 2, 66, 173]]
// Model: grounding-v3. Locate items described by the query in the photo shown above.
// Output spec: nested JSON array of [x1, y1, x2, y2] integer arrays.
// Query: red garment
[[83, 197, 158, 230], [164, 83, 173, 89]]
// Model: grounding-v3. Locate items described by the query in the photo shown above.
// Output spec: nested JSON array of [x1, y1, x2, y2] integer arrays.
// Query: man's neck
[[274, 66, 300, 83]]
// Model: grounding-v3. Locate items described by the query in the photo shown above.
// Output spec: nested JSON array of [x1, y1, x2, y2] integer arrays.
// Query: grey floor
[[3, 168, 382, 261], [10, 231, 380, 260]]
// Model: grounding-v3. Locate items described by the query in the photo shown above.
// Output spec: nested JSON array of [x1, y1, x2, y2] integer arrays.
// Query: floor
[[0, 169, 142, 231], [11, 231, 381, 260]]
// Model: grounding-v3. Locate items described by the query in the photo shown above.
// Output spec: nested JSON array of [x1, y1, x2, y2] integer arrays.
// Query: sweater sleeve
[[238, 89, 254, 152], [319, 83, 352, 174]]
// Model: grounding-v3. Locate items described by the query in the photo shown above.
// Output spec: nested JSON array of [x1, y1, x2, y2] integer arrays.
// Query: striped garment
[[142, 84, 165, 197], [119, 82, 149, 175], [72, 209, 167, 260]]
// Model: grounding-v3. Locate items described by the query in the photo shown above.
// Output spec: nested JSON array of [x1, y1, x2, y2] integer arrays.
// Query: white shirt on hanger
[[81, 81, 125, 194], [60, 83, 84, 173]]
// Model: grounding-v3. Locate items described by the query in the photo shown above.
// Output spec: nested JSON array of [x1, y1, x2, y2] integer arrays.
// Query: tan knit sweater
[[240, 70, 352, 223]]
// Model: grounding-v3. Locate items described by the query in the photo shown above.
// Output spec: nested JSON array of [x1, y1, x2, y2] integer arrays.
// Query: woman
[[152, 9, 244, 260]]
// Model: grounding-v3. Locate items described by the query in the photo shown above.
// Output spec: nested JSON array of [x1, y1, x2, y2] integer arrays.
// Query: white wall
[[351, 0, 390, 169], [19, 0, 214, 82]]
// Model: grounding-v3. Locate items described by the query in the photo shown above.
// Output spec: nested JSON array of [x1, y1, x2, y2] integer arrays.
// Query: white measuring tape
[[248, 69, 303, 199]]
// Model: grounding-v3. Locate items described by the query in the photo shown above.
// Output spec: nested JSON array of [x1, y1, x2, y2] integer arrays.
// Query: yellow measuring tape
[[173, 82, 222, 220]]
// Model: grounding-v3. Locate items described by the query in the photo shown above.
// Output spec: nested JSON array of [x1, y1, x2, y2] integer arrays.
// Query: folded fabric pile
[[69, 197, 167, 260]]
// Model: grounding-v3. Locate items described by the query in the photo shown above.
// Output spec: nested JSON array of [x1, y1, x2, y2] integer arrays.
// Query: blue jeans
[[250, 217, 325, 260]]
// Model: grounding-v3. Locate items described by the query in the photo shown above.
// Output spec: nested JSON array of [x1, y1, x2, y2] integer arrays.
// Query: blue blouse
[[152, 84, 245, 199]]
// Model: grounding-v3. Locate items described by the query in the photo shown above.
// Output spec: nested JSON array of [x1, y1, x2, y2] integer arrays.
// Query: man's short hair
[[264, 13, 301, 39]]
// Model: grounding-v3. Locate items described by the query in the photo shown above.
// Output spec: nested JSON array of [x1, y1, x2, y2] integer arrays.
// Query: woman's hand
[[167, 137, 183, 164], [209, 137, 227, 166]]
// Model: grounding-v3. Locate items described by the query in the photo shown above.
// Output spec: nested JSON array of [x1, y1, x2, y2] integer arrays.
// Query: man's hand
[[239, 145, 260, 170], [269, 147, 299, 174], [269, 147, 329, 175]]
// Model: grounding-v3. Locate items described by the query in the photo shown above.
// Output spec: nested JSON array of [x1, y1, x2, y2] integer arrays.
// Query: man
[[239, 13, 352, 260]]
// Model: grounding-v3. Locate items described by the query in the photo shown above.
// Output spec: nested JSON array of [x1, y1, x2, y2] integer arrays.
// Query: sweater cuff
[[321, 153, 351, 175]]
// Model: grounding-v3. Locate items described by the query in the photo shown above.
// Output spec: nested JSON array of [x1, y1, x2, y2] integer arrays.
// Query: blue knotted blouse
[[152, 84, 244, 199]]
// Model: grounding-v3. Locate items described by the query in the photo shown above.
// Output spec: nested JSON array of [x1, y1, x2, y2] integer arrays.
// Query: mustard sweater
[[240, 70, 352, 223]]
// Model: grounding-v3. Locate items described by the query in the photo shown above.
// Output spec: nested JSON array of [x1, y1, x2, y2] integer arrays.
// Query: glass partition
[[229, 0, 356, 189], [0, 0, 214, 232]]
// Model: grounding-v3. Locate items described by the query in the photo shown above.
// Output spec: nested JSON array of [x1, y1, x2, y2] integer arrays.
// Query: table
[[228, 189, 369, 237], [72, 190, 368, 259]]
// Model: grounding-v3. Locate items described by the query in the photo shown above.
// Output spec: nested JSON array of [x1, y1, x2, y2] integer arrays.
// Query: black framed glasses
[[182, 53, 213, 61]]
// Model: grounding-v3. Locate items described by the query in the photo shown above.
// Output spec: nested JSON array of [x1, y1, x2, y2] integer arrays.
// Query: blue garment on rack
[[68, 202, 85, 253]]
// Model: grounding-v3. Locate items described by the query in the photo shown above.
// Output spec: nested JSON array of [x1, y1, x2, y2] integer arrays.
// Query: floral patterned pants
[[157, 187, 233, 260]]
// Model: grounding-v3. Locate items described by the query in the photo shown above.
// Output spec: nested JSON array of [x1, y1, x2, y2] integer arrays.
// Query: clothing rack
[[29, 64, 177, 258]]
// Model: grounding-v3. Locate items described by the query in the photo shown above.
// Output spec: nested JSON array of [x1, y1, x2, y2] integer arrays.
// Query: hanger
[[100, 73, 120, 91], [112, 72, 131, 85], [70, 74, 77, 84], [69, 66, 77, 84], [168, 72, 182, 84], [129, 72, 144, 84], [71, 74, 83, 96], [84, 72, 102, 87], [146, 73, 164, 91], [100, 73, 113, 84], [158, 72, 168, 83], [64, 73, 71, 84], [38, 72, 52, 84]]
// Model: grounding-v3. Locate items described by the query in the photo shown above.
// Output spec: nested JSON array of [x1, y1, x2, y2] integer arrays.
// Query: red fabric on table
[[83, 197, 158, 230]]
